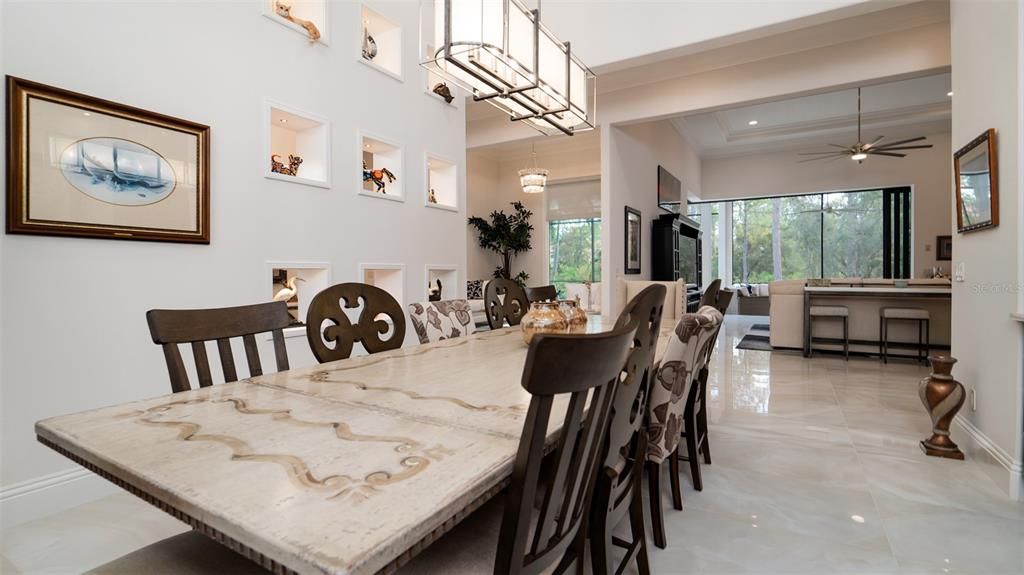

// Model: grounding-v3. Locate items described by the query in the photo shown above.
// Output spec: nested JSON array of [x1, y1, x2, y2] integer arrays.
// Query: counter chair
[[880, 307, 930, 364], [808, 305, 849, 360]]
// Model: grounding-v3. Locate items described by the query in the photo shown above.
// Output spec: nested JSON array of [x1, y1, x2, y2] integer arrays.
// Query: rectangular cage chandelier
[[421, 0, 596, 136]]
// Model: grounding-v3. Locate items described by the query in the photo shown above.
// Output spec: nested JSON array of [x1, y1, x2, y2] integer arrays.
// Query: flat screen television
[[657, 165, 681, 213]]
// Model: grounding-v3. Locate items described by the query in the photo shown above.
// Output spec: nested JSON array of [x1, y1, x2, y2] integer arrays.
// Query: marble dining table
[[35, 317, 676, 575]]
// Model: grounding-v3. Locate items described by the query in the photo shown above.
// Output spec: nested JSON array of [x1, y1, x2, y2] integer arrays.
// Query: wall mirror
[[954, 128, 998, 233]]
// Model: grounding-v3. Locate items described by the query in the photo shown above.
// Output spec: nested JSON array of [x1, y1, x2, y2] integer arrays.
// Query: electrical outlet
[[970, 387, 977, 411]]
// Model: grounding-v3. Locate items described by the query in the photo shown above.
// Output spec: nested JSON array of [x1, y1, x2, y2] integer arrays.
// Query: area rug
[[736, 323, 773, 351]]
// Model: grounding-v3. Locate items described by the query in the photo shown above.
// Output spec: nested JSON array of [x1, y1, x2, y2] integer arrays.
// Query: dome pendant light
[[519, 144, 548, 194]]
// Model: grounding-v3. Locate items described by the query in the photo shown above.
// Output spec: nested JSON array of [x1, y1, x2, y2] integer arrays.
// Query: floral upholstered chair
[[644, 305, 722, 549], [408, 299, 475, 344]]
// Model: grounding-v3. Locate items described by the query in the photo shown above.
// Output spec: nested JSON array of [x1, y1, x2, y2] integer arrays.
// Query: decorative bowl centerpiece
[[559, 298, 588, 333], [521, 301, 568, 344]]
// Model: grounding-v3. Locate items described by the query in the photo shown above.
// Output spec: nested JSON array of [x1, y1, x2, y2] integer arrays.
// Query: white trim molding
[[1, 466, 116, 529], [953, 415, 1023, 500]]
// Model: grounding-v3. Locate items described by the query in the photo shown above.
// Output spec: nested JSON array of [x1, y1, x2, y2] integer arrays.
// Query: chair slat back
[[485, 278, 529, 329], [305, 283, 406, 363], [524, 285, 558, 303], [494, 322, 638, 575], [146, 301, 292, 393], [699, 278, 722, 309]]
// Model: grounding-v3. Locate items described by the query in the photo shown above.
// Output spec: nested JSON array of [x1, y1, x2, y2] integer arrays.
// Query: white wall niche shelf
[[358, 4, 403, 82], [424, 265, 459, 302], [262, 0, 330, 45], [422, 44, 459, 107], [359, 132, 404, 202], [424, 153, 458, 211], [360, 263, 405, 309], [266, 261, 331, 339], [264, 100, 331, 189]]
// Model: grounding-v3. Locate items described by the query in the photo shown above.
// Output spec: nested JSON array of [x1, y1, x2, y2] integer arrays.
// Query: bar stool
[[879, 307, 929, 364], [809, 305, 849, 360]]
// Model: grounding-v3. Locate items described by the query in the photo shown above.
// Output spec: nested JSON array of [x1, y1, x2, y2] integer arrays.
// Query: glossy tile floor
[[3, 316, 1022, 574]]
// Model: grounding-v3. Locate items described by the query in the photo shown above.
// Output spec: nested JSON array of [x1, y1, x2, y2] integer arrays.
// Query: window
[[549, 218, 602, 296], [692, 187, 909, 285]]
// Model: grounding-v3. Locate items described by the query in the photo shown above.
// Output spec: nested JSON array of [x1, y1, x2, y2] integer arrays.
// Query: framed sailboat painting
[[6, 76, 210, 243]]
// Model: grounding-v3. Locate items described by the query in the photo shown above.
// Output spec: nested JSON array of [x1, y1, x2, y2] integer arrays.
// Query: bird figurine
[[273, 276, 305, 302]]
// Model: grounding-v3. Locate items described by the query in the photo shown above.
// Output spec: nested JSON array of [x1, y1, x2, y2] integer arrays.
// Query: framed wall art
[[6, 76, 210, 243], [625, 206, 641, 275], [936, 235, 952, 261]]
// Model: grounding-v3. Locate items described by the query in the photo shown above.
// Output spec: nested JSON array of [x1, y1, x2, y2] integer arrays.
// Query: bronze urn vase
[[919, 355, 966, 460]]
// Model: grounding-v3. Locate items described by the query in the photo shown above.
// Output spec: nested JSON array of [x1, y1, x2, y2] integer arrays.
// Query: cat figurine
[[274, 1, 321, 42]]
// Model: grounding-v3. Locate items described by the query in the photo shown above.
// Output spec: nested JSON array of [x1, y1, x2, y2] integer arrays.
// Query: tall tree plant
[[468, 201, 534, 286]]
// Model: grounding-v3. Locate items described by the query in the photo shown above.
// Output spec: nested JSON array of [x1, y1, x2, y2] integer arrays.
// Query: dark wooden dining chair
[[396, 322, 639, 574], [484, 278, 529, 329], [146, 301, 292, 393], [524, 284, 558, 303], [305, 282, 406, 363], [698, 278, 721, 309], [589, 284, 666, 575]]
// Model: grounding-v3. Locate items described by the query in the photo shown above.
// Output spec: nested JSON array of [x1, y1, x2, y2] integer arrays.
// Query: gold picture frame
[[6, 76, 210, 243]]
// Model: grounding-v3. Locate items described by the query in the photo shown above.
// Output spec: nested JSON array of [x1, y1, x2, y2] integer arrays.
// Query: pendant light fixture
[[519, 143, 548, 194], [421, 0, 596, 136]]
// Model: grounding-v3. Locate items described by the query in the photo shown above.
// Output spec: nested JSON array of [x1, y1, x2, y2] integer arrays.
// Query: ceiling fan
[[799, 87, 934, 164]]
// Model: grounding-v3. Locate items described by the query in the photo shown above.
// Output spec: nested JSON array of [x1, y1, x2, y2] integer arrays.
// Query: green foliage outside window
[[548, 218, 602, 297]]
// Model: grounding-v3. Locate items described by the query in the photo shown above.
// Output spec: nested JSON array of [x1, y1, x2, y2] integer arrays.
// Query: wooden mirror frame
[[954, 128, 998, 233]]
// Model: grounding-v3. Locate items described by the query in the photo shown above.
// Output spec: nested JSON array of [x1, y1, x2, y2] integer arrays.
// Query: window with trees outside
[[692, 188, 905, 285], [548, 218, 601, 297]]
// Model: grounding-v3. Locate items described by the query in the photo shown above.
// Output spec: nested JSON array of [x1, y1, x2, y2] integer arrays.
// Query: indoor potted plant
[[468, 201, 533, 286]]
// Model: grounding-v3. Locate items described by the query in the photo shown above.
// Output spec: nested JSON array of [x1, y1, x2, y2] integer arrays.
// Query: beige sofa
[[615, 279, 687, 320], [769, 277, 952, 351]]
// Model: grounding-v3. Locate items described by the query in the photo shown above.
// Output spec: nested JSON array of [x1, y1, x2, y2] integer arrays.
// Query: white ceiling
[[672, 73, 952, 159]]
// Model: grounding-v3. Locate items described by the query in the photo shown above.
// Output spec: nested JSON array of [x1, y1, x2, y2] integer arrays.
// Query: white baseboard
[[1, 466, 117, 530], [953, 415, 1023, 500]]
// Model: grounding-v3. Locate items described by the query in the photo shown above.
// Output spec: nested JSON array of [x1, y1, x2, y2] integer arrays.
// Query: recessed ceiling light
[[278, 118, 288, 124], [82, 112, 91, 117], [947, 91, 954, 97], [748, 120, 759, 126]]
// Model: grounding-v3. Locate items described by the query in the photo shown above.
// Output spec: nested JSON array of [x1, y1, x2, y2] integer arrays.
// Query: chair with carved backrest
[[407, 299, 475, 344], [524, 284, 558, 303], [645, 306, 722, 548], [484, 278, 529, 329], [589, 284, 666, 575], [397, 321, 639, 574], [305, 283, 406, 363], [147, 301, 293, 393], [699, 278, 722, 309]]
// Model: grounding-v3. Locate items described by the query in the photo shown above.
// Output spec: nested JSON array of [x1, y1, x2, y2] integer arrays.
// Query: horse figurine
[[274, 0, 321, 42], [428, 279, 442, 302], [363, 161, 396, 193], [271, 154, 303, 177]]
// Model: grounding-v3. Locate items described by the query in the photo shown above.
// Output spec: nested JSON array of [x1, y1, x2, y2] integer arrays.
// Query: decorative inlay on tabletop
[[38, 383, 518, 575]]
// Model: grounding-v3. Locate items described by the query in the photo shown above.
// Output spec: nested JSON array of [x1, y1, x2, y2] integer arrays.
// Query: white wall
[[534, 0, 875, 70], [949, 0, 1023, 499], [1, 0, 466, 526], [601, 121, 702, 316], [701, 132, 953, 276], [467, 143, 600, 285]]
